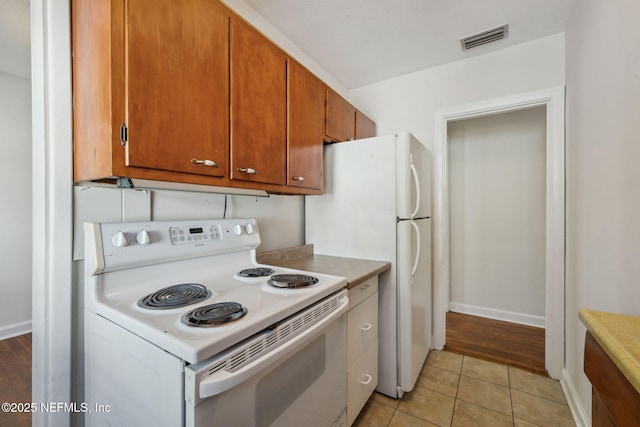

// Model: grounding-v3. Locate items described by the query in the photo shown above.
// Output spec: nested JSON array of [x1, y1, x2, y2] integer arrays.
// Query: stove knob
[[245, 223, 255, 235], [111, 231, 129, 248], [233, 224, 244, 236], [136, 230, 152, 245]]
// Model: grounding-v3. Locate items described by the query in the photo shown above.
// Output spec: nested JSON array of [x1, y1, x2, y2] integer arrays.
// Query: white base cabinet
[[346, 277, 379, 426]]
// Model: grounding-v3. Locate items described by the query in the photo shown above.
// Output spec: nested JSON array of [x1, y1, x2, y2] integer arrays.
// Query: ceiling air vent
[[460, 24, 509, 51]]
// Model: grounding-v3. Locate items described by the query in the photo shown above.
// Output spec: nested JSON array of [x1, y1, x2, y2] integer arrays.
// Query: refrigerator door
[[396, 217, 432, 393], [306, 134, 397, 261], [396, 132, 432, 219]]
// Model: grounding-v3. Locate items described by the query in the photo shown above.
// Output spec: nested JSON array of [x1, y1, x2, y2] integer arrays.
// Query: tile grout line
[[449, 355, 464, 426], [508, 366, 515, 427]]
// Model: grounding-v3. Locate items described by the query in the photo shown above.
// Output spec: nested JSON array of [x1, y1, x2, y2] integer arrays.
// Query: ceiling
[[244, 0, 577, 89], [0, 0, 577, 87]]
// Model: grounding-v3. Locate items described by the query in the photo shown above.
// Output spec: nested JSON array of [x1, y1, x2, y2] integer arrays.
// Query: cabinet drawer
[[348, 276, 378, 310], [347, 292, 378, 368], [347, 341, 378, 427]]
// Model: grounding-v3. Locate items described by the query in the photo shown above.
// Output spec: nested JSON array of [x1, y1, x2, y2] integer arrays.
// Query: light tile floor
[[353, 350, 576, 427]]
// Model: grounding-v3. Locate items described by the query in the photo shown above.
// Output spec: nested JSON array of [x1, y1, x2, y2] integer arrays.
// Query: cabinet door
[[347, 292, 378, 368], [347, 340, 378, 427], [287, 60, 325, 191], [230, 19, 287, 185], [325, 88, 356, 143], [355, 110, 376, 140], [125, 0, 229, 177]]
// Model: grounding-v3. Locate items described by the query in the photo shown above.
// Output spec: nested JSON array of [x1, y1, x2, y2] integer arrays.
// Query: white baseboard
[[561, 368, 590, 427], [449, 301, 545, 328], [0, 320, 32, 340]]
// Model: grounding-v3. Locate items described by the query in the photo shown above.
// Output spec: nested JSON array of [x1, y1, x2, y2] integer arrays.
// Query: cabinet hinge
[[120, 123, 128, 146]]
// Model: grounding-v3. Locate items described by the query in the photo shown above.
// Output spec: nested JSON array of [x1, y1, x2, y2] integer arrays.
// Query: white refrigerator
[[305, 132, 432, 398]]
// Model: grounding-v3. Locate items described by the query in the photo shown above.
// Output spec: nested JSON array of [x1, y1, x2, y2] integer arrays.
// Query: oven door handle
[[197, 298, 348, 399]]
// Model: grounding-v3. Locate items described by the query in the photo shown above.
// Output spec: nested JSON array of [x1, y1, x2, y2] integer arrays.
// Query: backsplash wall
[[73, 185, 304, 260]]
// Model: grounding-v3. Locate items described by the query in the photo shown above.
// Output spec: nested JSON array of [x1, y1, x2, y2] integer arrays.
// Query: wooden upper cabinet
[[355, 110, 376, 140], [325, 88, 356, 143], [73, 0, 355, 194], [126, 0, 229, 177], [73, 0, 230, 182], [230, 18, 287, 186], [287, 60, 325, 191], [325, 88, 376, 143]]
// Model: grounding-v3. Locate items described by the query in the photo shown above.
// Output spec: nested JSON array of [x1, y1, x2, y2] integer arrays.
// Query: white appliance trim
[[433, 86, 566, 379]]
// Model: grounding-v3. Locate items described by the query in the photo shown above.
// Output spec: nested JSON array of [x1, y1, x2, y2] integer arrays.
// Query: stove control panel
[[84, 218, 261, 275], [170, 225, 221, 245]]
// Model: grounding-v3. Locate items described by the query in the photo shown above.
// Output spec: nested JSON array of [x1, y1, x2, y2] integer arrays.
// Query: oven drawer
[[347, 340, 379, 426]]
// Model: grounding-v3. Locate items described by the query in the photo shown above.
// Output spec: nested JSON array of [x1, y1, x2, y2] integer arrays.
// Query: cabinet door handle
[[292, 176, 304, 181], [361, 323, 373, 331], [361, 374, 373, 385], [236, 167, 257, 175], [191, 158, 219, 168]]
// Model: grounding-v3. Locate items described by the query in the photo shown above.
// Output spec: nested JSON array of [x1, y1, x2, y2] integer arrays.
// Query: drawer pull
[[292, 176, 304, 181], [361, 323, 373, 331], [361, 374, 373, 385], [361, 284, 371, 291], [236, 167, 257, 175], [191, 158, 219, 168]]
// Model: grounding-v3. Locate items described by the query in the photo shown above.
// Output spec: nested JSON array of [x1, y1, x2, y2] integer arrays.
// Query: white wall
[[448, 107, 547, 326], [348, 33, 565, 153], [0, 71, 32, 339], [564, 0, 640, 422]]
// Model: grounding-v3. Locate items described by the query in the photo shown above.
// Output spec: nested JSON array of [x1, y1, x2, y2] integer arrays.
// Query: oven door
[[185, 290, 348, 427]]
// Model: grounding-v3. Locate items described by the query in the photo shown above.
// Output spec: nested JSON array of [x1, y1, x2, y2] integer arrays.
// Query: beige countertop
[[257, 244, 391, 289], [579, 308, 640, 393]]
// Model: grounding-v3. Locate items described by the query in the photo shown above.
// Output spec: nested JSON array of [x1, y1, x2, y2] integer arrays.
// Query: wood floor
[[445, 311, 546, 375], [0, 333, 31, 427]]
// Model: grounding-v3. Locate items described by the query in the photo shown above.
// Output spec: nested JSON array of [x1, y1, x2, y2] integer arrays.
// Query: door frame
[[432, 87, 565, 379]]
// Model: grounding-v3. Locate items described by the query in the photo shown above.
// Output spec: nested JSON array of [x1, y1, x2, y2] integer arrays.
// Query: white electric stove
[[84, 218, 349, 427]]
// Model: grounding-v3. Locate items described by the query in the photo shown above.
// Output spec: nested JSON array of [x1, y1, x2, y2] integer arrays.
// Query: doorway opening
[[444, 106, 547, 373], [432, 87, 565, 379]]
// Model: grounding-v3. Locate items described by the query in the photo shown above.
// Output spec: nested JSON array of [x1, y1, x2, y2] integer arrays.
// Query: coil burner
[[268, 274, 319, 289], [181, 302, 248, 327], [237, 267, 275, 278], [137, 283, 211, 310]]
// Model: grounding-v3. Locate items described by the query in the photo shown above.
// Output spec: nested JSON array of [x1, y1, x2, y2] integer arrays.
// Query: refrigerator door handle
[[410, 163, 421, 219], [410, 220, 421, 278]]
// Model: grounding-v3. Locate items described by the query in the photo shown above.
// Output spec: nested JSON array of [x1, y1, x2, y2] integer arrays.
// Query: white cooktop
[[84, 218, 346, 363]]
